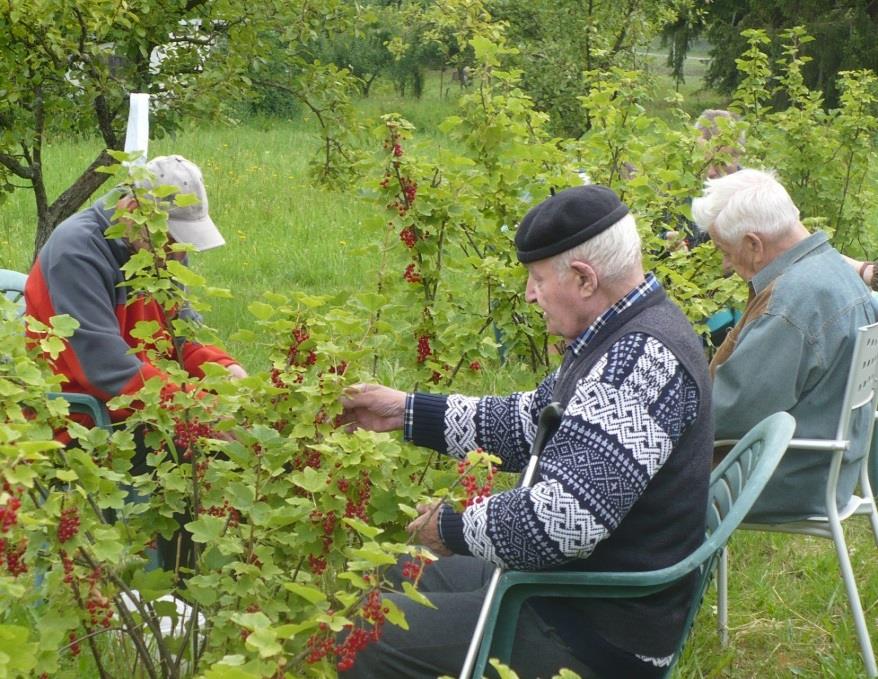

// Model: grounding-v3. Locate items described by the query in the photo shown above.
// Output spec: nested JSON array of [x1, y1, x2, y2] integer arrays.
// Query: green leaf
[[283, 582, 327, 605], [244, 626, 283, 658], [401, 581, 436, 609], [129, 320, 162, 341], [166, 260, 205, 287], [230, 328, 257, 343], [48, 313, 79, 336], [0, 624, 37, 673], [348, 544, 398, 567], [275, 619, 320, 638], [342, 517, 383, 539], [290, 466, 329, 494], [175, 192, 201, 207], [382, 598, 409, 630], [185, 515, 227, 543], [131, 568, 175, 601], [201, 662, 261, 679], [90, 527, 125, 561], [248, 301, 275, 320]]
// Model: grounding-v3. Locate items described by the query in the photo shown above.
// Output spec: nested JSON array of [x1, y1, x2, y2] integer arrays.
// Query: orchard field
[[2, 23, 878, 679]]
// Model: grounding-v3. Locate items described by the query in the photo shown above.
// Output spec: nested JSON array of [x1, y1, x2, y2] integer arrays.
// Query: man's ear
[[569, 260, 598, 297], [742, 232, 765, 261]]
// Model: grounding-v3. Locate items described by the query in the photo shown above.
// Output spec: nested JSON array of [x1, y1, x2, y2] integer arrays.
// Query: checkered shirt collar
[[568, 273, 660, 356]]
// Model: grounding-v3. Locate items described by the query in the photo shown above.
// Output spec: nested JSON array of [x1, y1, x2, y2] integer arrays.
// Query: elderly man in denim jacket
[[692, 168, 877, 522]]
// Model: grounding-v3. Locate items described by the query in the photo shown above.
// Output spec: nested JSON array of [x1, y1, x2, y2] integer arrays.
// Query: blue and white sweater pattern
[[440, 332, 700, 570]]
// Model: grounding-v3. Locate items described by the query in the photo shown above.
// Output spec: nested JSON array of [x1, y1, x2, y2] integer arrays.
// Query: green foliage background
[[1, 2, 878, 677]]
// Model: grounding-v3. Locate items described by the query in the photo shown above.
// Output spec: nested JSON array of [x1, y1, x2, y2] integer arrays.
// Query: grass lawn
[[1, 68, 876, 679]]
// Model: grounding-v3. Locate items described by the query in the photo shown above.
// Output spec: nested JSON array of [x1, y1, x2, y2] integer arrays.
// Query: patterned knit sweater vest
[[541, 287, 713, 659]]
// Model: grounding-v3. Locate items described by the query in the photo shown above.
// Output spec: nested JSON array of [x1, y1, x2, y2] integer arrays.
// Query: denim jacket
[[712, 231, 877, 522]]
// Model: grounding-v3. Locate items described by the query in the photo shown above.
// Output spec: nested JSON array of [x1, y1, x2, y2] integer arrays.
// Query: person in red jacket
[[25, 154, 246, 571], [26, 154, 246, 420]]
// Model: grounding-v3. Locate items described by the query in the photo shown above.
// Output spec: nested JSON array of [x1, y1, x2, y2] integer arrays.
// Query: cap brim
[[167, 216, 225, 252]]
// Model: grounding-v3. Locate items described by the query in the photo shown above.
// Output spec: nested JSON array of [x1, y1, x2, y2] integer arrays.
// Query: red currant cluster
[[306, 622, 335, 663], [387, 178, 418, 217], [343, 473, 372, 521], [271, 326, 318, 387], [308, 508, 337, 574], [399, 225, 417, 249], [173, 418, 216, 459], [403, 263, 422, 284], [57, 506, 80, 543], [392, 143, 404, 158], [288, 327, 317, 366], [203, 500, 240, 528], [0, 538, 27, 576], [335, 589, 387, 671], [469, 360, 482, 372], [401, 555, 433, 582], [85, 587, 113, 628], [417, 335, 432, 363], [457, 457, 496, 508], [68, 630, 81, 656], [0, 495, 21, 533], [196, 458, 210, 483], [328, 360, 348, 376], [292, 448, 323, 471], [60, 550, 75, 585], [307, 553, 327, 575], [400, 177, 417, 205]]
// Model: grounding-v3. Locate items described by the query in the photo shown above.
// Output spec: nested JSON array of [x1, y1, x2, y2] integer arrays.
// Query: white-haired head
[[691, 168, 800, 245], [553, 212, 642, 284]]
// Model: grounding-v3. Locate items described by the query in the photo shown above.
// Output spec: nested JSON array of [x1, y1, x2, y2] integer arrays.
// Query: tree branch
[[45, 149, 115, 228], [0, 153, 32, 179]]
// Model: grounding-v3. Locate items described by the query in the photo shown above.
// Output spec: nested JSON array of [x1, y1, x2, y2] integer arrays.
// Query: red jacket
[[26, 196, 238, 423]]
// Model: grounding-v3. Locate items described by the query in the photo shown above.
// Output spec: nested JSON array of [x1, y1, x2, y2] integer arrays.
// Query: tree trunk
[[32, 149, 116, 259]]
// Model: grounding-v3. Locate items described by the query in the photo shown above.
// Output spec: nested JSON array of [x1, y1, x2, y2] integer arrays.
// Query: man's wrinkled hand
[[406, 501, 452, 556], [338, 383, 407, 433]]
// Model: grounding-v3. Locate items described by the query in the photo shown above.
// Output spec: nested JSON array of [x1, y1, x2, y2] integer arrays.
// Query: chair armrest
[[714, 437, 846, 453], [48, 392, 112, 431]]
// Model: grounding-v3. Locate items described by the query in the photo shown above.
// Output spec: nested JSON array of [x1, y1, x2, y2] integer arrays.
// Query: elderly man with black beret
[[341, 185, 714, 678]]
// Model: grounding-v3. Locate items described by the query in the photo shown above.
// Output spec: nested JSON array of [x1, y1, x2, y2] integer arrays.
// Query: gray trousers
[[340, 555, 596, 679]]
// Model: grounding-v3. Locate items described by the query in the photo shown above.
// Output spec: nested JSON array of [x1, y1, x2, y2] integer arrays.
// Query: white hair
[[553, 212, 642, 282], [691, 168, 800, 244]]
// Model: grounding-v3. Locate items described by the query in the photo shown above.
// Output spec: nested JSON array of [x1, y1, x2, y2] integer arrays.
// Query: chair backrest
[[0, 268, 27, 316], [673, 411, 796, 659], [835, 322, 878, 444]]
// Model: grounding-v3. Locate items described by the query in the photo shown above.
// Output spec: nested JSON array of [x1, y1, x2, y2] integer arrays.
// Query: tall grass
[[2, 71, 876, 679]]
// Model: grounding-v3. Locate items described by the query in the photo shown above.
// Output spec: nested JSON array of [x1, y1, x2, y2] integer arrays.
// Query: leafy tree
[[697, 0, 878, 109], [0, 0, 357, 258], [488, 0, 692, 137]]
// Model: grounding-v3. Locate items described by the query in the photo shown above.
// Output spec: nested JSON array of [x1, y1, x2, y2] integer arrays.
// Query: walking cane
[[459, 401, 564, 679]]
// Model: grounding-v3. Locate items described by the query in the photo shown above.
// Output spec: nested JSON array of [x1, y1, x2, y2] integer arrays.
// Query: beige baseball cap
[[141, 155, 225, 251]]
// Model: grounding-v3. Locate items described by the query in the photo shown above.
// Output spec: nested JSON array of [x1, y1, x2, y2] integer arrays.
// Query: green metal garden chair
[[468, 411, 796, 679], [1, 267, 111, 430], [716, 320, 878, 677]]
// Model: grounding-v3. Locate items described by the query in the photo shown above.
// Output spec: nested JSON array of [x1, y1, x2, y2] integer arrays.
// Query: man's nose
[[524, 279, 536, 303]]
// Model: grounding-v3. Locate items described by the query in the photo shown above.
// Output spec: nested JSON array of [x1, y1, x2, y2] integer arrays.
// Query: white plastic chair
[[716, 321, 878, 677]]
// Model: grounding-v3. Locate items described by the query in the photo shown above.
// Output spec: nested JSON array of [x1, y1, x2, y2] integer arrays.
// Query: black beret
[[514, 185, 630, 263]]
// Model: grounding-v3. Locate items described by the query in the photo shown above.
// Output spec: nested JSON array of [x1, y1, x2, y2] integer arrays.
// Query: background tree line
[[3, 0, 878, 257]]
